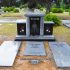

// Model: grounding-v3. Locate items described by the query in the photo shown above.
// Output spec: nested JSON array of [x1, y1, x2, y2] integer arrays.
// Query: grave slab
[[24, 41, 46, 56], [49, 42, 70, 67], [0, 41, 21, 66]]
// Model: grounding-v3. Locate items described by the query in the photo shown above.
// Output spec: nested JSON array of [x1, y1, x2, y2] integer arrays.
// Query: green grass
[[2, 13, 21, 17], [53, 26, 70, 44], [0, 12, 25, 19], [0, 23, 17, 36]]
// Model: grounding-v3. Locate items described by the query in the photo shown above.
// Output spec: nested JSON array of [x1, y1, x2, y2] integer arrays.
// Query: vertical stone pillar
[[26, 17, 30, 37], [40, 17, 44, 36], [25, 12, 45, 37]]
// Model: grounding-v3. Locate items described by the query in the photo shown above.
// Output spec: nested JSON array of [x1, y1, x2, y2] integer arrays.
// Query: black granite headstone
[[30, 17, 40, 35], [17, 23, 26, 35], [44, 22, 54, 35]]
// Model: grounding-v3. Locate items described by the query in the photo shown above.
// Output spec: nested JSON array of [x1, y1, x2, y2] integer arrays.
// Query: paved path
[[62, 20, 70, 24], [62, 20, 70, 27], [0, 19, 26, 23], [0, 19, 16, 23]]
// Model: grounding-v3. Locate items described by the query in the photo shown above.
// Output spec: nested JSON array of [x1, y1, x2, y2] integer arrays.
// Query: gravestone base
[[15, 35, 55, 41]]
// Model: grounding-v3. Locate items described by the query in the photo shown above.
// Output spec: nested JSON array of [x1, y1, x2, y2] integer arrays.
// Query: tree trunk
[[46, 2, 51, 13]]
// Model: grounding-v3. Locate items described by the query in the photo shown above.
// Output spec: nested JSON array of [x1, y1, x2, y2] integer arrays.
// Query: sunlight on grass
[[2, 13, 22, 17], [53, 26, 70, 44]]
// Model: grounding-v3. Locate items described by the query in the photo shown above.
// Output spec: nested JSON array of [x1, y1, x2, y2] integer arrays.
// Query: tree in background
[[37, 0, 53, 13], [0, 0, 21, 7], [63, 0, 70, 9], [0, 0, 69, 12], [55, 0, 61, 8], [21, 0, 53, 13], [54, 0, 70, 9]]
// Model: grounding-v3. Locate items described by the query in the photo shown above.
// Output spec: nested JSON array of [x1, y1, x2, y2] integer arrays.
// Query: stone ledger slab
[[24, 41, 46, 56], [0, 41, 21, 66], [49, 42, 70, 67]]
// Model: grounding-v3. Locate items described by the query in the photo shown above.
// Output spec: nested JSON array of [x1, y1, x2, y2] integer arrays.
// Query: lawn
[[53, 26, 70, 44], [0, 12, 25, 19], [0, 23, 17, 40], [0, 23, 17, 35]]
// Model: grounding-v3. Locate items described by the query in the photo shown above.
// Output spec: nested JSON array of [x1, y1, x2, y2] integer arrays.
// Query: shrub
[[51, 8, 64, 13], [65, 4, 70, 9], [37, 4, 42, 9], [20, 5, 24, 9], [44, 14, 61, 26], [3, 7, 14, 12], [8, 7, 14, 11], [13, 8, 19, 13], [3, 7, 8, 12], [20, 4, 27, 9], [65, 9, 69, 12], [40, 8, 44, 11], [3, 7, 19, 13]]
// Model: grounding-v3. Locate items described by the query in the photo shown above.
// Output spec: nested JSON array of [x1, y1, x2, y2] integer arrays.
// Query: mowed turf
[[0, 23, 17, 35], [53, 26, 70, 44]]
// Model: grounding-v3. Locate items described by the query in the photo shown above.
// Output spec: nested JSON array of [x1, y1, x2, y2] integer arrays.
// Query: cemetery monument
[[15, 11, 55, 41]]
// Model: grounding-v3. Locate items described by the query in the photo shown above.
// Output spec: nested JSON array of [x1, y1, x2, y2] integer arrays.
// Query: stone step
[[15, 35, 55, 41]]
